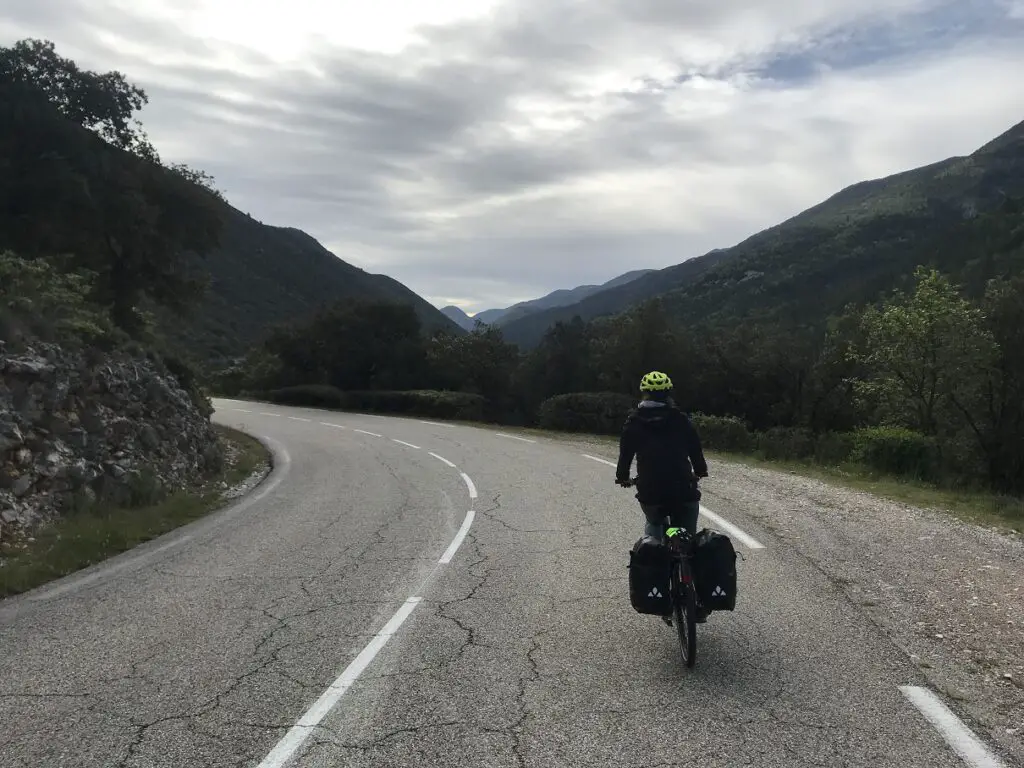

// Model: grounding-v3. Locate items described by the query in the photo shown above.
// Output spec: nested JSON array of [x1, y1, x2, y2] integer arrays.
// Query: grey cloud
[[4, 0, 1024, 310]]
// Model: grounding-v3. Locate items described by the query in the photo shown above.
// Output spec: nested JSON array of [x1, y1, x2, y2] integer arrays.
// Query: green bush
[[814, 432, 856, 466], [757, 427, 817, 461], [691, 413, 756, 453], [345, 390, 485, 421], [536, 392, 637, 434], [263, 385, 347, 409], [851, 426, 939, 480]]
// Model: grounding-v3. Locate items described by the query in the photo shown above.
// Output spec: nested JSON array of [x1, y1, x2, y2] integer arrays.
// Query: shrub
[[690, 413, 756, 453], [345, 390, 486, 421], [263, 385, 347, 409], [814, 432, 856, 466], [536, 392, 637, 434], [756, 427, 817, 461], [851, 426, 939, 480]]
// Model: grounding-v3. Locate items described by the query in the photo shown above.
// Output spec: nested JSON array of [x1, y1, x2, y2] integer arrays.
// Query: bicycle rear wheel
[[673, 562, 697, 668]]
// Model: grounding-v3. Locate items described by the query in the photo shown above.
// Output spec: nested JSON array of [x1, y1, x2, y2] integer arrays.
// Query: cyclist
[[615, 371, 708, 541]]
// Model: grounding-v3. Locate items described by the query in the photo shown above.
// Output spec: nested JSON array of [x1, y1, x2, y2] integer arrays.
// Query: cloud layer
[[4, 0, 1024, 311]]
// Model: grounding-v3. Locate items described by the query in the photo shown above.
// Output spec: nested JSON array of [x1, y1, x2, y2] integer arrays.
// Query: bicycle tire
[[673, 562, 697, 668]]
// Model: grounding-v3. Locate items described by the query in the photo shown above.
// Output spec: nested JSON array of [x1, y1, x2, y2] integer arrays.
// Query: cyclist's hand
[[615, 477, 631, 487]]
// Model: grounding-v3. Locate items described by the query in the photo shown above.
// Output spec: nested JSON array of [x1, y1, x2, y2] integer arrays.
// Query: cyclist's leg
[[639, 502, 666, 540], [669, 499, 700, 536]]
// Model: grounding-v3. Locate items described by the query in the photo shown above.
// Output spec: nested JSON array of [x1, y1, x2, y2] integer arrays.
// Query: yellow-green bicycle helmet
[[639, 370, 673, 392]]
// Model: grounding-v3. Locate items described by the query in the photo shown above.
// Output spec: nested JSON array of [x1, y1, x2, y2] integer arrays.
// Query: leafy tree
[[0, 38, 224, 335], [0, 38, 152, 155], [851, 267, 997, 438]]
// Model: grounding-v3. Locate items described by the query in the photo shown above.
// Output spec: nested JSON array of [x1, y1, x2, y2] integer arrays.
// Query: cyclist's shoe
[[660, 615, 672, 627], [695, 606, 709, 624]]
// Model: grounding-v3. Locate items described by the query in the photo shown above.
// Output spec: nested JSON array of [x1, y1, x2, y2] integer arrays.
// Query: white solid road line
[[392, 439, 421, 450], [699, 506, 766, 550], [582, 453, 765, 550], [288, 416, 311, 423], [420, 420, 455, 428], [354, 429, 383, 437], [257, 597, 423, 768], [319, 422, 346, 429], [460, 472, 478, 499], [429, 452, 457, 468], [899, 685, 1007, 768], [27, 438, 293, 604], [439, 510, 476, 564], [495, 432, 537, 443]]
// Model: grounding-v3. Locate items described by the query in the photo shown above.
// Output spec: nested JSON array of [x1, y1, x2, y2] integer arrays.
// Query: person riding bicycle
[[615, 371, 708, 541]]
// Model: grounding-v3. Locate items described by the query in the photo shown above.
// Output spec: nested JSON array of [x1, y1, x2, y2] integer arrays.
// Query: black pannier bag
[[628, 535, 673, 615], [691, 529, 738, 611]]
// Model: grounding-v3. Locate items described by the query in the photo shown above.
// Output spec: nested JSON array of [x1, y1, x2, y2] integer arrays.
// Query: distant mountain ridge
[[499, 117, 1024, 348], [472, 269, 655, 327], [441, 305, 475, 331]]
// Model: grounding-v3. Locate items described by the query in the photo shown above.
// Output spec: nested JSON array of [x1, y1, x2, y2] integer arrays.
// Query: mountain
[[473, 269, 655, 327], [162, 213, 464, 364], [441, 305, 476, 331], [500, 118, 1024, 348]]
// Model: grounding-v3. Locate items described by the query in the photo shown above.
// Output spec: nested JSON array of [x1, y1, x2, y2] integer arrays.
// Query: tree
[[852, 267, 997, 437], [0, 38, 152, 156], [0, 38, 224, 335]]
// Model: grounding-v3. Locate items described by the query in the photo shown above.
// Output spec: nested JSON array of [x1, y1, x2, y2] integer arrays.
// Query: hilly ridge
[[472, 269, 656, 327], [167, 211, 463, 364], [500, 118, 1024, 348]]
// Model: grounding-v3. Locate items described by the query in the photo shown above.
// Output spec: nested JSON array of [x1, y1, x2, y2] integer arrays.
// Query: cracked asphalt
[[0, 400, 1004, 767]]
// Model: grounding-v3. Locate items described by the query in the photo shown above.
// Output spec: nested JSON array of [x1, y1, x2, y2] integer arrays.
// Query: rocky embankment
[[0, 340, 222, 543]]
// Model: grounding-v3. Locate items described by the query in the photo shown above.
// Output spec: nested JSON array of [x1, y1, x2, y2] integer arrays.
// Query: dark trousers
[[640, 499, 700, 540]]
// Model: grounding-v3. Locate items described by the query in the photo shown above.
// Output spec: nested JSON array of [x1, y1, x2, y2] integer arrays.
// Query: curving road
[[0, 400, 1010, 767]]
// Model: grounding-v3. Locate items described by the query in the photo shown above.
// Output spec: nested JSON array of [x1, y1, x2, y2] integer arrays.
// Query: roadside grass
[[0, 425, 269, 598]]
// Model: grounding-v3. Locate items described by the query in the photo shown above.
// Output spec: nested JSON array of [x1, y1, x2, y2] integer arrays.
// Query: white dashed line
[[429, 452, 457, 468], [288, 416, 311, 423], [439, 510, 476, 564], [392, 439, 421, 450], [495, 432, 536, 443], [460, 472, 478, 499], [257, 597, 423, 768], [320, 422, 346, 429], [582, 453, 616, 467], [259, 412, 279, 417], [698, 506, 765, 550], [233, 408, 252, 413], [420, 420, 455, 428], [354, 429, 383, 437], [899, 686, 1006, 768]]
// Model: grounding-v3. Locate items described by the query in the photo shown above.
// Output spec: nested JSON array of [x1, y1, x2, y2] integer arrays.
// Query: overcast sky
[[4, 1, 1024, 313]]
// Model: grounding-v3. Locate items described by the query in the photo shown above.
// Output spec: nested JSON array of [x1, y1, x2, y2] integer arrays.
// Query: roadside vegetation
[[217, 265, 1024, 531], [0, 426, 269, 598]]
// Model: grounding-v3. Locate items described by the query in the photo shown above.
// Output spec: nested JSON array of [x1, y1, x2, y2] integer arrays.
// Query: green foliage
[[536, 392, 637, 434], [0, 251, 114, 345], [850, 426, 940, 481], [690, 414, 756, 453], [262, 385, 347, 409], [0, 38, 224, 337], [756, 427, 817, 461], [344, 390, 485, 420]]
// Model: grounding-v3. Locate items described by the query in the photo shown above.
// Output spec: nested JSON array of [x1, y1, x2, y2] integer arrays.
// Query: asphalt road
[[0, 399, 1011, 767]]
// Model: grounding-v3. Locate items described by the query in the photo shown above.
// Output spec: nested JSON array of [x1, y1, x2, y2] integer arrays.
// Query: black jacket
[[616, 399, 708, 504]]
